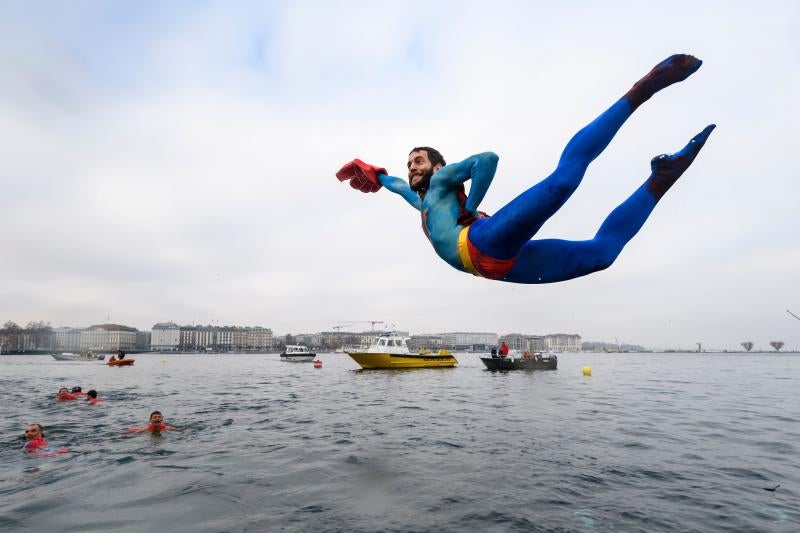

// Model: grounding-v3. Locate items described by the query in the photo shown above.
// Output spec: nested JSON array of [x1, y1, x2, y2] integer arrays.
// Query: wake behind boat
[[480, 352, 557, 371], [346, 333, 458, 369], [280, 345, 316, 362]]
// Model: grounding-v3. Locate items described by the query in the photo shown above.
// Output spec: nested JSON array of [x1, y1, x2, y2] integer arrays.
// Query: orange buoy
[[313, 358, 322, 368]]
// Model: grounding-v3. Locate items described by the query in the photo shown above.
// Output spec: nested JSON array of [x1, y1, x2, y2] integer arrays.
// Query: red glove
[[336, 159, 386, 193]]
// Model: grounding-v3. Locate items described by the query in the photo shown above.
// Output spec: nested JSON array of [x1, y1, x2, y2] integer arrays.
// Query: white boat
[[336, 344, 369, 353], [51, 352, 106, 362], [280, 345, 316, 362]]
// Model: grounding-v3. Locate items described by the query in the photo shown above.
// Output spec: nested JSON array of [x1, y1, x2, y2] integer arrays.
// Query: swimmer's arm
[[378, 174, 421, 211], [440, 152, 499, 212]]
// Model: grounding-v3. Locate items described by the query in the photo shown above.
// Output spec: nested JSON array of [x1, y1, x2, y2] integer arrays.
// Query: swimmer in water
[[22, 423, 69, 455], [86, 389, 104, 404], [23, 423, 45, 448], [56, 387, 78, 401], [126, 411, 183, 433], [71, 386, 86, 397]]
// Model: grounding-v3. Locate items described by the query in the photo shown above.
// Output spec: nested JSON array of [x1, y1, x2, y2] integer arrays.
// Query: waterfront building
[[53, 327, 82, 351], [151, 322, 180, 351], [136, 331, 151, 351], [0, 329, 33, 352], [80, 324, 138, 351], [177, 324, 272, 352], [319, 331, 343, 349], [408, 334, 444, 351], [179, 326, 214, 351], [441, 332, 499, 351], [295, 332, 322, 348], [245, 326, 273, 351], [500, 333, 545, 353], [544, 333, 582, 352]]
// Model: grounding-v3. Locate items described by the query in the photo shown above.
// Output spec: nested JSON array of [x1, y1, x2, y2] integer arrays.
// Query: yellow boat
[[346, 333, 458, 369]]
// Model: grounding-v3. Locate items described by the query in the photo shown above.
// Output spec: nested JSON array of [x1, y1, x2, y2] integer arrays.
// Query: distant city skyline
[[2, 316, 794, 353]]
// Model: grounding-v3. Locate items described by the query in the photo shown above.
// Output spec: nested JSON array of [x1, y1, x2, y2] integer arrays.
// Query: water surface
[[1, 352, 798, 531]]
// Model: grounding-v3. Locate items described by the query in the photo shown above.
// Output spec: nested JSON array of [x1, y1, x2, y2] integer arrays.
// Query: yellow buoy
[[582, 366, 592, 376], [161, 359, 168, 363]]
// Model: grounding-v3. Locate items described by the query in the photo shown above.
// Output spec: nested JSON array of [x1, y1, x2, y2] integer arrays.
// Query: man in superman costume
[[336, 55, 715, 283]]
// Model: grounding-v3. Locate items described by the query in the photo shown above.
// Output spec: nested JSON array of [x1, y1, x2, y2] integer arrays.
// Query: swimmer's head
[[24, 424, 44, 440], [149, 411, 164, 425], [87, 390, 98, 399], [408, 147, 445, 193], [71, 386, 82, 393]]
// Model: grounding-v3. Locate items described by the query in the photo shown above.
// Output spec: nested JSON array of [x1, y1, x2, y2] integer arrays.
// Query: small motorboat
[[52, 352, 106, 362], [107, 358, 135, 366], [480, 352, 558, 371], [280, 345, 316, 362], [346, 333, 458, 369]]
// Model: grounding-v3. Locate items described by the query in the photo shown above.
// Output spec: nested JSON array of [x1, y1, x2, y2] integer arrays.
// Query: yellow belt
[[457, 226, 481, 277]]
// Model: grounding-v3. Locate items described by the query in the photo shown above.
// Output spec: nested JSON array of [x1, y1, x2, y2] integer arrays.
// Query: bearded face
[[407, 150, 440, 193], [409, 167, 434, 192]]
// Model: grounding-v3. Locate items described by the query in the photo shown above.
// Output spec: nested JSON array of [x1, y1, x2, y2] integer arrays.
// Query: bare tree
[[769, 341, 784, 351], [740, 341, 753, 352]]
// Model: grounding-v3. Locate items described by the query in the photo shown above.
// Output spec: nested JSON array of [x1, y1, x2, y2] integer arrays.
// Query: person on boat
[[22, 423, 69, 455], [490, 347, 498, 358], [86, 390, 104, 404], [117, 350, 126, 360], [336, 54, 714, 283], [126, 411, 182, 434], [56, 387, 78, 401], [499, 342, 509, 357]]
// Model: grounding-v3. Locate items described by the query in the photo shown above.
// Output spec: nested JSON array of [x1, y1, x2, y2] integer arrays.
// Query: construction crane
[[334, 321, 385, 332]]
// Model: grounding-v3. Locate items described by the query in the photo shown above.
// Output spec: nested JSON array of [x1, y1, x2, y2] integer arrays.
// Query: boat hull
[[108, 359, 135, 366], [346, 352, 458, 369], [52, 353, 105, 362], [52, 353, 80, 361], [480, 355, 557, 371], [280, 354, 316, 362]]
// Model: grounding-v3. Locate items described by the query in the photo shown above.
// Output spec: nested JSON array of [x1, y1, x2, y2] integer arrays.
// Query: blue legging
[[468, 98, 706, 283]]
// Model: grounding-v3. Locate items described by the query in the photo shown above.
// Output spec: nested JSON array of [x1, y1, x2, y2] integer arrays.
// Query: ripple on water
[[1, 353, 800, 531]]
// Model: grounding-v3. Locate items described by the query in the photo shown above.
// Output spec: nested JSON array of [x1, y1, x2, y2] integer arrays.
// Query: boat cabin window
[[388, 339, 396, 347], [379, 339, 386, 347]]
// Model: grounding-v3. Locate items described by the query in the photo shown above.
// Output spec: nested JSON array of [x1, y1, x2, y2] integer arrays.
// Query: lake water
[[1, 352, 798, 532]]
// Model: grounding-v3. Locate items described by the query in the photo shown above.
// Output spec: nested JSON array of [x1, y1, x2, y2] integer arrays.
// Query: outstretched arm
[[437, 152, 499, 213], [379, 174, 421, 211]]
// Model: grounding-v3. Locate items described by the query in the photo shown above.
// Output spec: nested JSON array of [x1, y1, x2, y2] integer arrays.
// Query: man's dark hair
[[87, 390, 97, 399], [149, 411, 162, 420], [410, 146, 446, 167], [71, 386, 82, 393]]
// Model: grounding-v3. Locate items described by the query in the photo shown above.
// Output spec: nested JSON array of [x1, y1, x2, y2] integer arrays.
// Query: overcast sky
[[1, 1, 798, 351]]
